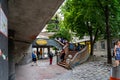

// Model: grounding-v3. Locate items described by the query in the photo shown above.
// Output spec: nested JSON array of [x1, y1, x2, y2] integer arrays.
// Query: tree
[[46, 15, 59, 32], [61, 0, 105, 56], [97, 0, 120, 64], [61, 0, 120, 64], [49, 26, 72, 42], [46, 14, 72, 41]]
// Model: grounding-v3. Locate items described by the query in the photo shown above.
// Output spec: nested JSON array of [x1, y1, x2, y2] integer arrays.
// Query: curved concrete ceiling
[[8, 0, 64, 42]]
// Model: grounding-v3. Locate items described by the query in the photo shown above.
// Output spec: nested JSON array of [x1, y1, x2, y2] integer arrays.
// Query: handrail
[[54, 40, 64, 46], [57, 43, 90, 69], [69, 45, 90, 68], [70, 45, 88, 62]]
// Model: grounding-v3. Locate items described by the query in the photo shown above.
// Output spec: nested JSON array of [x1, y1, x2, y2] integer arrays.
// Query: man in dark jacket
[[49, 52, 53, 65]]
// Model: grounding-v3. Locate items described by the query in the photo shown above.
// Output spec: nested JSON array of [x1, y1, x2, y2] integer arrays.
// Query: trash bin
[[110, 66, 120, 80]]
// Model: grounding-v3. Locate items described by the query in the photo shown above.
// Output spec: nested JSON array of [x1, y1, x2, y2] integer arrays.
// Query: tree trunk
[[90, 36, 94, 56], [98, 0, 112, 64], [87, 22, 94, 56], [105, 4, 112, 64], [90, 29, 98, 56]]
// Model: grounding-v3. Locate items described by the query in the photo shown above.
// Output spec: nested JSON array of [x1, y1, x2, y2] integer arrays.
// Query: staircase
[[57, 45, 90, 69]]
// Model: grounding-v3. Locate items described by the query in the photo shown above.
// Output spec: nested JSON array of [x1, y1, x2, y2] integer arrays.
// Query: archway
[[32, 38, 63, 59]]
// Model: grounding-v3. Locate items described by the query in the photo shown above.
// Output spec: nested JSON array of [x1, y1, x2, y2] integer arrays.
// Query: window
[[111, 40, 116, 48], [101, 41, 105, 49], [94, 43, 97, 50]]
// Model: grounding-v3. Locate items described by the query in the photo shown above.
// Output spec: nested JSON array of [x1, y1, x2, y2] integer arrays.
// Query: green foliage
[[48, 0, 120, 43], [61, 0, 120, 40], [46, 12, 72, 41], [50, 27, 71, 41], [46, 23, 58, 32], [46, 15, 59, 32], [61, 0, 105, 40], [109, 0, 120, 39], [61, 0, 120, 58]]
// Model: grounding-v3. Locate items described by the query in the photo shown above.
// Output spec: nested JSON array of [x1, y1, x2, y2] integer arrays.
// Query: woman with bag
[[114, 40, 120, 67], [32, 50, 38, 66]]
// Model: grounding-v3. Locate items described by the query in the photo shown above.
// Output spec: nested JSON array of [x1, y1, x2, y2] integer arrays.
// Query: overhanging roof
[[8, 0, 64, 42], [32, 38, 63, 50]]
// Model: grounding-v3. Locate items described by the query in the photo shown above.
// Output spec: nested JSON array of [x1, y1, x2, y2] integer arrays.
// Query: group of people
[[59, 39, 120, 67], [31, 50, 53, 66], [55, 37, 68, 45], [114, 40, 120, 67], [31, 41, 69, 65], [69, 43, 82, 51]]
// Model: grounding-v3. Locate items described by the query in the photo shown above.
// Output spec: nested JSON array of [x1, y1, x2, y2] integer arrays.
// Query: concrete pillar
[[40, 48, 43, 59], [8, 29, 15, 80], [36, 47, 39, 59], [48, 47, 50, 55], [18, 44, 33, 65]]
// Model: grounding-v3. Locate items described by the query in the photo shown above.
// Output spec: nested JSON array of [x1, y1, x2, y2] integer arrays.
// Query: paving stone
[[16, 56, 112, 80]]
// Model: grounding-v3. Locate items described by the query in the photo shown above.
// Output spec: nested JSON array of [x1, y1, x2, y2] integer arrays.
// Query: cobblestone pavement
[[16, 57, 70, 80], [16, 56, 112, 80]]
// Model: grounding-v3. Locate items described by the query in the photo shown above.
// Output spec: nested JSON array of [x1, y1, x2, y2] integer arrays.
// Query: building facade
[[94, 39, 116, 57], [0, 0, 8, 80]]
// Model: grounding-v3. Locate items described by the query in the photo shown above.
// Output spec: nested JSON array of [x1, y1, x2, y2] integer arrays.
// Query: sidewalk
[[16, 56, 112, 80], [15, 57, 71, 80], [51, 56, 112, 80]]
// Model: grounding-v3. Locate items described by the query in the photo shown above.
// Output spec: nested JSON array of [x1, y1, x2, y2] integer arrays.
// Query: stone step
[[58, 62, 72, 70]]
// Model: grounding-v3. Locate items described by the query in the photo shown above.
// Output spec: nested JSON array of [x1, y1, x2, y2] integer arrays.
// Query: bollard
[[110, 66, 120, 80]]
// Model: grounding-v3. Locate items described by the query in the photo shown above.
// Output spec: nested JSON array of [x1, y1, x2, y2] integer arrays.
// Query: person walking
[[60, 49, 65, 62], [40, 48, 43, 59], [32, 50, 38, 66], [49, 51, 53, 65], [114, 40, 120, 67], [63, 41, 69, 59]]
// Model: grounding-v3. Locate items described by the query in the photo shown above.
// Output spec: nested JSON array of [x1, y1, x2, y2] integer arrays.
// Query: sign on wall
[[36, 39, 48, 45], [0, 8, 8, 37]]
